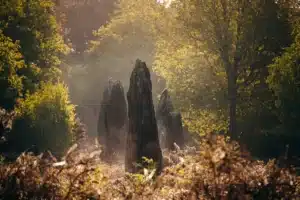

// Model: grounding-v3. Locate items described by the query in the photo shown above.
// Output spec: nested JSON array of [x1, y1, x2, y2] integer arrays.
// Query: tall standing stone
[[97, 79, 127, 162], [125, 59, 162, 174]]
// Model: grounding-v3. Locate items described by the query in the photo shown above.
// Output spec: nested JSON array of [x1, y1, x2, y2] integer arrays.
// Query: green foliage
[[141, 157, 156, 171], [9, 82, 75, 157], [268, 19, 300, 135], [0, 0, 69, 68], [154, 40, 227, 111], [0, 31, 24, 110], [92, 0, 229, 135], [236, 0, 292, 134], [79, 0, 299, 160], [182, 108, 228, 136], [0, 155, 4, 165], [265, 19, 300, 157], [0, 0, 69, 110]]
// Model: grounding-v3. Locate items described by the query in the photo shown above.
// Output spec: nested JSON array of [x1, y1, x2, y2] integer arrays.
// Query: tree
[[0, 0, 69, 101], [0, 32, 24, 110], [92, 0, 294, 143], [267, 17, 300, 157], [91, 0, 222, 135], [171, 0, 293, 138], [0, 0, 68, 68], [56, 0, 116, 53]]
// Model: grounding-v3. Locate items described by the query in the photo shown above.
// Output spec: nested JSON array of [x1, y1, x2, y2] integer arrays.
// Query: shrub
[[182, 108, 228, 136], [8, 82, 75, 157], [0, 134, 299, 199]]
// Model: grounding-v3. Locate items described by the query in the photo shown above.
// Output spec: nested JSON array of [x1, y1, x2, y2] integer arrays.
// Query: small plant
[[142, 157, 156, 171], [0, 155, 5, 164]]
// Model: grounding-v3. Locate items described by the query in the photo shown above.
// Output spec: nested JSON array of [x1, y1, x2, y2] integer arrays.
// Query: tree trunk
[[228, 69, 237, 139]]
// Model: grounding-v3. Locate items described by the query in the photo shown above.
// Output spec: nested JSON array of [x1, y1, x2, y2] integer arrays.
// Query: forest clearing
[[1, 0, 300, 199]]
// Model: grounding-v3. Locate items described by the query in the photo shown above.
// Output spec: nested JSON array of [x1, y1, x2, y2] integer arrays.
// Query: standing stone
[[125, 59, 162, 174], [166, 112, 184, 150], [97, 79, 127, 163], [156, 89, 174, 148], [73, 117, 88, 145], [157, 89, 174, 121], [156, 89, 185, 150]]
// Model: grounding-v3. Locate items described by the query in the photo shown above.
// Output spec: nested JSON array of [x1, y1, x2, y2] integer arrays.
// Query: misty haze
[[0, 0, 300, 199]]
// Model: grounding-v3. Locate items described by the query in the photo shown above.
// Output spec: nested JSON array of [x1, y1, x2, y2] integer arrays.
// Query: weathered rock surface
[[97, 79, 127, 163], [125, 59, 162, 174], [156, 89, 174, 149], [166, 112, 184, 150], [156, 89, 185, 150]]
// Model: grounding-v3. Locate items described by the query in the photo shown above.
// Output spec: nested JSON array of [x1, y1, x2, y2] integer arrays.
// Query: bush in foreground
[[8, 82, 75, 157], [0, 135, 299, 199]]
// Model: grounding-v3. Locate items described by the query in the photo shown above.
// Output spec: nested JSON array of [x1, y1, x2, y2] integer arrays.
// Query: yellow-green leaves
[[11, 82, 75, 157], [0, 0, 70, 110], [0, 32, 25, 110], [89, 0, 230, 135], [182, 108, 228, 136]]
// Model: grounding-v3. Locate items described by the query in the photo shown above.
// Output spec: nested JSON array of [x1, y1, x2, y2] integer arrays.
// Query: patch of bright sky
[[157, 0, 172, 8]]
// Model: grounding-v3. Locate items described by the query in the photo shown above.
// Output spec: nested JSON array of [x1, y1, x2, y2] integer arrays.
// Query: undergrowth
[[0, 135, 299, 200]]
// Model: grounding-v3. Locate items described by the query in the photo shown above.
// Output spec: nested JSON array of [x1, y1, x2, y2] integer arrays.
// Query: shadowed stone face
[[97, 79, 127, 162], [157, 89, 174, 122], [166, 111, 184, 150], [125, 59, 162, 174], [156, 89, 174, 148], [156, 88, 185, 150]]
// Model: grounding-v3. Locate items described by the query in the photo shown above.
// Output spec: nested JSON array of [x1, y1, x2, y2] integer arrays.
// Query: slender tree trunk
[[220, 40, 238, 139], [228, 69, 237, 139]]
